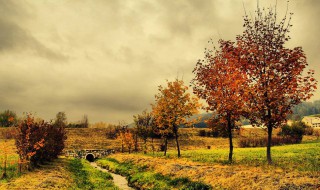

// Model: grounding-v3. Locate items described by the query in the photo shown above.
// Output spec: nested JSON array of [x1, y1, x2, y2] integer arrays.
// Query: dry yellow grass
[[109, 154, 320, 190], [64, 128, 233, 151], [64, 127, 319, 153], [0, 158, 74, 190]]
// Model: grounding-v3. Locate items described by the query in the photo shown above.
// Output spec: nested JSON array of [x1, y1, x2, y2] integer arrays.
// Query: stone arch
[[85, 153, 95, 162]]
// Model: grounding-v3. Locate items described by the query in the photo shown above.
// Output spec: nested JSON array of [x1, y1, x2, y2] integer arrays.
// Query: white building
[[302, 116, 320, 128]]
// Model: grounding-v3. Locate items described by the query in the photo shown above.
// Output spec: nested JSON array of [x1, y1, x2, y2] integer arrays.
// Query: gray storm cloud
[[0, 0, 319, 123]]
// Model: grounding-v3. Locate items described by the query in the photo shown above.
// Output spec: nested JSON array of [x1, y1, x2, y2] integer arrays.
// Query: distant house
[[240, 124, 266, 129], [302, 116, 320, 128]]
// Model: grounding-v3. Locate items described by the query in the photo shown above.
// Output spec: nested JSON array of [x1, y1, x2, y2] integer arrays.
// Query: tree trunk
[[151, 137, 154, 154], [175, 131, 181, 158], [1, 158, 7, 179], [121, 140, 124, 153], [267, 124, 273, 164], [18, 158, 22, 174], [134, 133, 138, 152], [144, 139, 147, 154], [227, 117, 233, 163], [164, 137, 168, 156]]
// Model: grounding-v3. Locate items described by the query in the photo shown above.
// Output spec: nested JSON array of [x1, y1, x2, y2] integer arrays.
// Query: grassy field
[[145, 139, 320, 172], [102, 139, 320, 189], [1, 127, 320, 189]]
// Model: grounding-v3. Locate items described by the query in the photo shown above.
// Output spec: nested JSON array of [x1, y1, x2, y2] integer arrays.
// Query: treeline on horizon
[[0, 99, 320, 129], [289, 100, 320, 120]]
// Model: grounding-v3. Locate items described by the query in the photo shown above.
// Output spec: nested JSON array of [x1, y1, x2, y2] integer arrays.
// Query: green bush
[[278, 122, 305, 143]]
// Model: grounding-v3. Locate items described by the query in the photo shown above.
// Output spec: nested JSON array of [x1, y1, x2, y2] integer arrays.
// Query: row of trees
[[123, 4, 318, 165], [1, 113, 67, 178], [192, 5, 317, 164], [114, 80, 200, 157], [0, 110, 89, 128]]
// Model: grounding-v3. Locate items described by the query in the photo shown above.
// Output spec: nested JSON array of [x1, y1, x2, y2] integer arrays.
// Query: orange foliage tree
[[123, 131, 135, 154], [15, 114, 45, 170], [152, 79, 200, 157], [237, 6, 318, 163], [15, 113, 67, 170], [192, 40, 247, 162]]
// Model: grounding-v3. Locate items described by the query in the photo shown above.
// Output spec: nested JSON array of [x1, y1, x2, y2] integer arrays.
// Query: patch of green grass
[[97, 158, 212, 190], [145, 140, 320, 171], [0, 163, 20, 183], [68, 158, 118, 189], [0, 155, 20, 182]]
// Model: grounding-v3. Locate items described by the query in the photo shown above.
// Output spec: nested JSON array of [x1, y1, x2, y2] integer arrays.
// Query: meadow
[[1, 127, 319, 189], [99, 139, 320, 189]]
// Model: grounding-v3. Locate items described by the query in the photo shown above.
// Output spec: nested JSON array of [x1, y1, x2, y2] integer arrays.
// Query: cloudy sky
[[0, 0, 319, 124]]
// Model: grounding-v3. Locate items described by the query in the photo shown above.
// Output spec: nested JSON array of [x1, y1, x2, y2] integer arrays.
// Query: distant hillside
[[289, 100, 320, 120], [188, 112, 213, 128]]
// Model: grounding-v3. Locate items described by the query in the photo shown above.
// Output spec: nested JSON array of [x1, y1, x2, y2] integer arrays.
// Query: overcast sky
[[0, 0, 319, 124]]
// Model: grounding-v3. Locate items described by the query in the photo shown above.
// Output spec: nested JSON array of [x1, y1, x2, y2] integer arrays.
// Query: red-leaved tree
[[237, 6, 317, 164], [192, 40, 247, 163]]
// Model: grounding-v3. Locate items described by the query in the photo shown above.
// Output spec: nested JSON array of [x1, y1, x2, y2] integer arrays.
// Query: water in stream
[[90, 162, 134, 190]]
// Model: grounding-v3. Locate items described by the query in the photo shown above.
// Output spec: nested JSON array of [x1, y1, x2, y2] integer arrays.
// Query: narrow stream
[[90, 162, 134, 190]]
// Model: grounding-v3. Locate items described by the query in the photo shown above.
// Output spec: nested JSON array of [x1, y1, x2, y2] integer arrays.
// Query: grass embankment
[[97, 158, 211, 190], [0, 158, 73, 189], [0, 141, 118, 190], [104, 140, 320, 189], [68, 158, 118, 189]]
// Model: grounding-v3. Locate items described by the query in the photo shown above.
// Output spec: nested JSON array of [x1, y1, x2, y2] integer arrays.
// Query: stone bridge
[[64, 149, 115, 162]]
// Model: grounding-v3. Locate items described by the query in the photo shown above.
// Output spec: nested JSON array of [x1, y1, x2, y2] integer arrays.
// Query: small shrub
[[304, 127, 314, 136], [238, 136, 302, 148], [314, 130, 320, 139], [198, 130, 206, 137]]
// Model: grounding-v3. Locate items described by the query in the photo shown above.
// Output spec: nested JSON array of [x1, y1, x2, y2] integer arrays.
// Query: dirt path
[[90, 162, 134, 190]]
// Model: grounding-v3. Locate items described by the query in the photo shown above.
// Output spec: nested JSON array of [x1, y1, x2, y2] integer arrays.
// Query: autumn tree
[[116, 122, 128, 153], [0, 110, 17, 127], [237, 6, 317, 163], [152, 79, 200, 157], [54, 112, 67, 128], [192, 40, 247, 162], [134, 110, 152, 154], [15, 113, 67, 170], [15, 114, 46, 170], [81, 115, 89, 128], [123, 131, 135, 154]]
